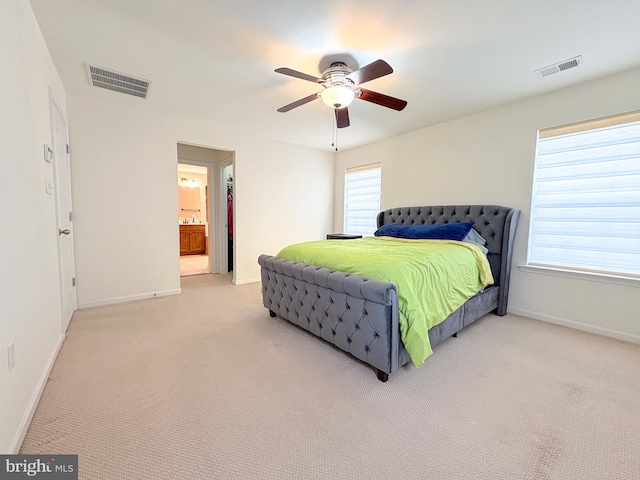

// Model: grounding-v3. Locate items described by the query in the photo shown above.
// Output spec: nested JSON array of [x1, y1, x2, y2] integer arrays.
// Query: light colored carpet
[[21, 274, 640, 479]]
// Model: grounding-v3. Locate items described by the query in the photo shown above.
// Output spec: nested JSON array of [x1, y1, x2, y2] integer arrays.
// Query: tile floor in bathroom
[[180, 254, 210, 276]]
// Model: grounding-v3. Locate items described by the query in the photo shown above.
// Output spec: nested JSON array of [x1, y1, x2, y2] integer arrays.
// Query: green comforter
[[277, 236, 494, 367]]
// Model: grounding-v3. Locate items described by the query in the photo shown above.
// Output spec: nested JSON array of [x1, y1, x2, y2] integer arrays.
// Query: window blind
[[528, 113, 640, 278], [344, 163, 381, 236]]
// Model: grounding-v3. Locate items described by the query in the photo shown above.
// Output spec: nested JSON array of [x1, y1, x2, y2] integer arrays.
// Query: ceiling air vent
[[86, 65, 151, 98], [535, 55, 582, 78]]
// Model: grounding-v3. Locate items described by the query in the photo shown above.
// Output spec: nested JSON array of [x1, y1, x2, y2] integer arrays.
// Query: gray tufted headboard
[[377, 205, 520, 314]]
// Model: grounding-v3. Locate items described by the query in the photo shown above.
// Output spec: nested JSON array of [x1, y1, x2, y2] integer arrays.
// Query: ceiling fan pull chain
[[331, 110, 336, 150]]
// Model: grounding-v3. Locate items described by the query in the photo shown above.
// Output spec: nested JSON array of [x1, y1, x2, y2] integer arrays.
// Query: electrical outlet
[[7, 342, 16, 372]]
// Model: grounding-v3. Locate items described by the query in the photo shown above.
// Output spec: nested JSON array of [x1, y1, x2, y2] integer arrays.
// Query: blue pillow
[[374, 222, 474, 241]]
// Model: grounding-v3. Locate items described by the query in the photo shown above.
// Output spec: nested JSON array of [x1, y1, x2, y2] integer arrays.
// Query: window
[[527, 111, 640, 278], [344, 163, 381, 236]]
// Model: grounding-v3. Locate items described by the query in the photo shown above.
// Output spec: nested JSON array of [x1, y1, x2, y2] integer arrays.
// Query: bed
[[258, 205, 520, 382]]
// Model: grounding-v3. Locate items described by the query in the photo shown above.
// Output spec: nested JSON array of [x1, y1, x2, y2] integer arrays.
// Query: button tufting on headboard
[[377, 205, 515, 286]]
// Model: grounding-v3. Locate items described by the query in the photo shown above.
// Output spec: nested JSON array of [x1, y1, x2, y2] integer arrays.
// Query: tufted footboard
[[258, 254, 405, 381]]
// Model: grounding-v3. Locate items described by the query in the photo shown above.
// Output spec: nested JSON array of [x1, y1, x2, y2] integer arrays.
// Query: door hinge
[[66, 144, 70, 154], [72, 277, 76, 287], [69, 211, 73, 222]]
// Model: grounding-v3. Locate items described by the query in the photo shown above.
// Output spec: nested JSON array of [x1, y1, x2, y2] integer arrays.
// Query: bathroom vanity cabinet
[[179, 224, 206, 255]]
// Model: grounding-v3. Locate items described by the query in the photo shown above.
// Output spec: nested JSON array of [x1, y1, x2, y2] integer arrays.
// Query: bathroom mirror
[[178, 186, 201, 217]]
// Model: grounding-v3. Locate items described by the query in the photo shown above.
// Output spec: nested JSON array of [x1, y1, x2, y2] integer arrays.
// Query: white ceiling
[[30, 0, 640, 152]]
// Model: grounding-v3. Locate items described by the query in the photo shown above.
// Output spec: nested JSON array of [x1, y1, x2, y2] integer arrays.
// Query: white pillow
[[463, 228, 489, 255]]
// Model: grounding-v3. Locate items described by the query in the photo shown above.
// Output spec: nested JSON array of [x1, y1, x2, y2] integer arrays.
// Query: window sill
[[517, 264, 640, 288]]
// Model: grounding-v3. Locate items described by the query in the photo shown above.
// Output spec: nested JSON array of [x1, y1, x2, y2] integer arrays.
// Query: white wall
[[335, 67, 640, 343], [0, 0, 67, 453], [68, 90, 334, 306]]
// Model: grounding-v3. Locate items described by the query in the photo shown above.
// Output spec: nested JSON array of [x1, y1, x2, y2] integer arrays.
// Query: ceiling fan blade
[[357, 88, 407, 111], [277, 92, 320, 113], [275, 67, 322, 83], [346, 59, 393, 85], [335, 107, 350, 128]]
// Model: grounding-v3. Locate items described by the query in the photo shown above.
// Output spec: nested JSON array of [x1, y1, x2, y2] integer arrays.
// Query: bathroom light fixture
[[179, 177, 197, 188]]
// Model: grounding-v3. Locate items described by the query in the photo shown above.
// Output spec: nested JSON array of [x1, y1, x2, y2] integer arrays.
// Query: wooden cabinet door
[[189, 230, 206, 254], [180, 229, 190, 255]]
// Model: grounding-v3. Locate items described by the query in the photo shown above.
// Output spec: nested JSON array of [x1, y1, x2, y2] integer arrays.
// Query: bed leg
[[452, 332, 457, 338], [269, 310, 277, 317], [375, 369, 389, 382]]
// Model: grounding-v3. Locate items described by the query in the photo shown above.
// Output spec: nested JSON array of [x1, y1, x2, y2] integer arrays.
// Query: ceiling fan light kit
[[321, 86, 355, 109], [275, 58, 407, 130]]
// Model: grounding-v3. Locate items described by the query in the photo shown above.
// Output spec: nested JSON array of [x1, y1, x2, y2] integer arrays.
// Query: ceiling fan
[[275, 59, 407, 128]]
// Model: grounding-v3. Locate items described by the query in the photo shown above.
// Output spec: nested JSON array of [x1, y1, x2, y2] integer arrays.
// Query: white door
[[51, 97, 77, 332]]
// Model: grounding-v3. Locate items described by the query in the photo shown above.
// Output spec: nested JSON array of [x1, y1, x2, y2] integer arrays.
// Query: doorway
[[176, 143, 235, 281], [223, 164, 234, 272], [178, 162, 209, 276]]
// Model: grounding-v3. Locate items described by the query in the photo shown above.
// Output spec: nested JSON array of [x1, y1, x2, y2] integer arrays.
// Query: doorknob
[[59, 228, 71, 235]]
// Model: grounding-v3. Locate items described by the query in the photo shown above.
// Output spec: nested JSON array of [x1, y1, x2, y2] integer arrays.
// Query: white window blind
[[344, 163, 381, 236], [528, 111, 640, 278]]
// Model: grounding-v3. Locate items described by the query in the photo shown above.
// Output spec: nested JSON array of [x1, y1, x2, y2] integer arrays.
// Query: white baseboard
[[77, 288, 182, 309], [233, 277, 260, 285], [508, 307, 640, 345], [10, 333, 65, 454]]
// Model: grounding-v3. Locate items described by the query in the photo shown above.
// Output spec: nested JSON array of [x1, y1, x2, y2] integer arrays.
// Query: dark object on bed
[[259, 205, 520, 382]]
